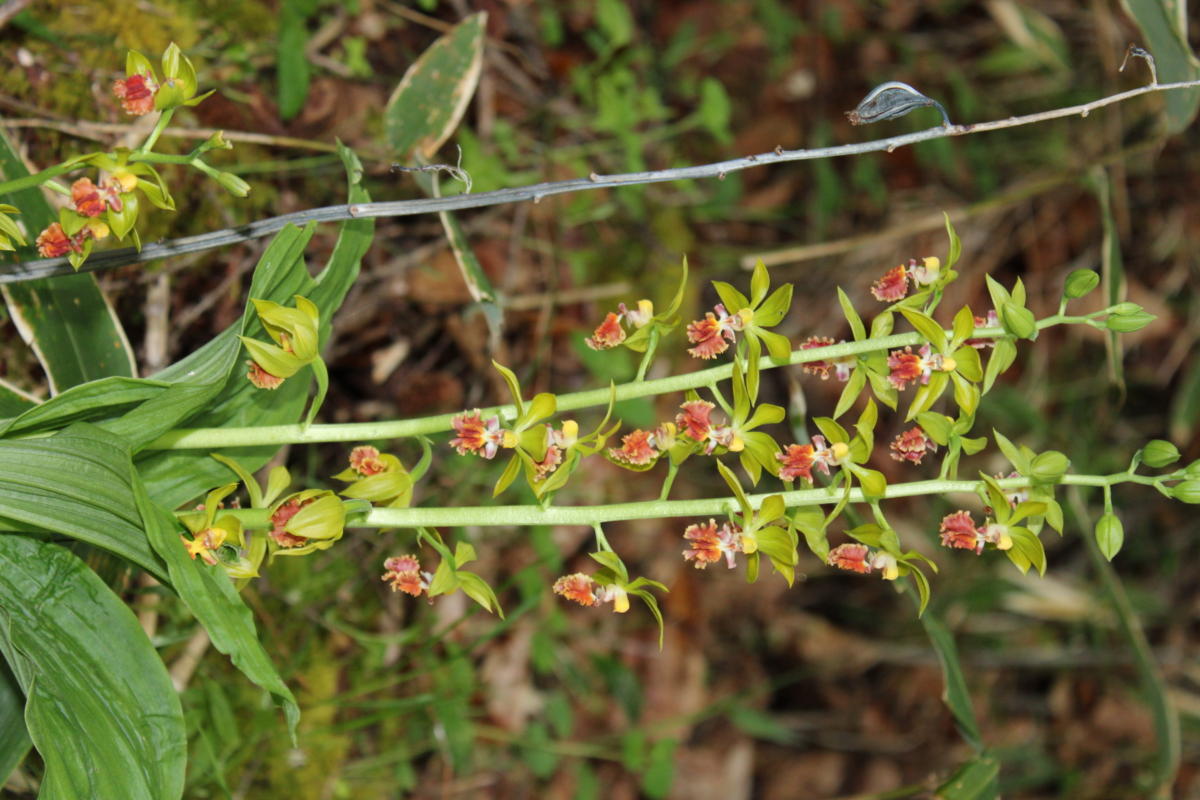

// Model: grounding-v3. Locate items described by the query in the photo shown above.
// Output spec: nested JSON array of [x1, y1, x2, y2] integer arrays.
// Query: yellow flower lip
[[113, 171, 139, 193], [501, 430, 519, 448], [940, 356, 957, 372], [612, 589, 630, 613], [831, 441, 851, 462]]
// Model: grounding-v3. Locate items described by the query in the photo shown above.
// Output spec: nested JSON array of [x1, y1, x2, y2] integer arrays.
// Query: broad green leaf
[[1120, 0, 1200, 133], [0, 379, 36, 419], [0, 659, 30, 786], [0, 425, 167, 580], [385, 13, 487, 159], [135, 475, 300, 739], [0, 376, 167, 439], [641, 738, 677, 800], [0, 130, 136, 391], [0, 535, 185, 800]]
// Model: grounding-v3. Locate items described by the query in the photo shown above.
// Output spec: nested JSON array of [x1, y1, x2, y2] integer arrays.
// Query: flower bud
[[1141, 440, 1180, 468], [1000, 301, 1037, 339], [1094, 513, 1124, 560], [267, 490, 345, 556], [1063, 269, 1099, 299], [216, 171, 251, 197], [1105, 311, 1155, 332], [1168, 480, 1200, 504], [1029, 450, 1070, 483]]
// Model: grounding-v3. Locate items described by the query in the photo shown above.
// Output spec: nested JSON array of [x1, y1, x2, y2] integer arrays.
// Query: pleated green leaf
[[0, 659, 30, 786], [0, 534, 185, 800], [0, 426, 167, 580]]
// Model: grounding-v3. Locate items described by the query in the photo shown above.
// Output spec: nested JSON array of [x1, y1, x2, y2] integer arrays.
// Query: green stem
[[136, 109, 175, 154], [634, 328, 660, 382], [145, 312, 1097, 451], [217, 473, 1149, 530]]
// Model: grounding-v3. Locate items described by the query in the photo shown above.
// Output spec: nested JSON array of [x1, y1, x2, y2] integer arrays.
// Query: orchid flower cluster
[[431, 216, 1184, 635], [189, 217, 1195, 644], [0, 44, 247, 269]]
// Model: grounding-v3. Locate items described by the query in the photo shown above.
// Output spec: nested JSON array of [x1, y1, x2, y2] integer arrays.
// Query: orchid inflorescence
[[1, 44, 248, 270], [203, 216, 1193, 645]]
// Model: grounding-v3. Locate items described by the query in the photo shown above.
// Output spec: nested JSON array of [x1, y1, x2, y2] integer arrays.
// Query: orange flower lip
[[586, 311, 627, 350], [871, 264, 909, 302], [828, 543, 872, 573], [553, 573, 598, 606], [113, 73, 158, 115], [939, 510, 983, 553], [608, 429, 658, 465], [889, 426, 936, 465], [349, 445, 387, 475]]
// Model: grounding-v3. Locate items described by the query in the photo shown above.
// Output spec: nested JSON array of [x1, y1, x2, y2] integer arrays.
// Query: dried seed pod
[[845, 81, 951, 127]]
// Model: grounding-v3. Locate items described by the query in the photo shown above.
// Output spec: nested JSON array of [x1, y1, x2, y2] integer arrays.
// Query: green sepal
[[711, 281, 749, 313], [899, 307, 948, 353], [491, 361, 525, 418]]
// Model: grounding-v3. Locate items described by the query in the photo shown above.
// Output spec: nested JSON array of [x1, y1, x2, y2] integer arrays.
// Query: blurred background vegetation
[[1, 1, 1199, 797]]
